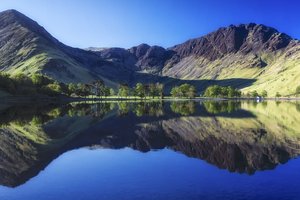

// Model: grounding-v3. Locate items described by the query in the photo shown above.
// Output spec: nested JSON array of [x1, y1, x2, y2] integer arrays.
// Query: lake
[[0, 100, 300, 200]]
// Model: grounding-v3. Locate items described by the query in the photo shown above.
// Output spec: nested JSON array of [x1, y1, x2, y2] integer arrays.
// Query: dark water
[[0, 100, 300, 200]]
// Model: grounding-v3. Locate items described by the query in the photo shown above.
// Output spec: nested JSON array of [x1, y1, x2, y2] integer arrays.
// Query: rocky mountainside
[[89, 23, 300, 96], [0, 9, 299, 95]]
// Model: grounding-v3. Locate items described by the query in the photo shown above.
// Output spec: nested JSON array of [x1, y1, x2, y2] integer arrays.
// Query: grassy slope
[[3, 23, 299, 95], [242, 51, 300, 96], [163, 43, 300, 96], [1, 24, 119, 88]]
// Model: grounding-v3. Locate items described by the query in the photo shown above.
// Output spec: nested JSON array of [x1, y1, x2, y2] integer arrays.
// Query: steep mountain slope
[[163, 24, 300, 95], [90, 24, 300, 96], [0, 9, 128, 87]]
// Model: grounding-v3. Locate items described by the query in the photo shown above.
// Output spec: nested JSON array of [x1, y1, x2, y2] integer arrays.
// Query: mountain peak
[[0, 9, 59, 47], [170, 23, 293, 61], [0, 9, 32, 26]]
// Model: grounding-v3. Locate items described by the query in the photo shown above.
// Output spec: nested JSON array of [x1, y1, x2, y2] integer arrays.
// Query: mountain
[[0, 9, 299, 95], [0, 9, 130, 87]]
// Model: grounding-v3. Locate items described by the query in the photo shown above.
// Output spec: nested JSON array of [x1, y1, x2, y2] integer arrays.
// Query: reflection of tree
[[66, 103, 113, 118], [203, 101, 241, 114], [170, 101, 196, 116], [261, 101, 268, 108], [118, 102, 130, 116], [296, 103, 300, 113], [0, 103, 115, 127], [133, 102, 164, 117], [117, 101, 165, 117]]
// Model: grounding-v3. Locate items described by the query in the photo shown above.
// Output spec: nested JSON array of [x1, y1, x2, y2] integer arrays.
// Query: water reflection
[[0, 100, 300, 187]]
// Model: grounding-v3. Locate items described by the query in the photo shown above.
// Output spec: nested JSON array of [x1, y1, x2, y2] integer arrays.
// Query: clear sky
[[0, 0, 299, 48]]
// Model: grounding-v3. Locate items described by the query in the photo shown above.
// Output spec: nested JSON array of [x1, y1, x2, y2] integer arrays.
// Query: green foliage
[[67, 83, 77, 95], [203, 101, 241, 114], [170, 101, 196, 115], [275, 92, 282, 98], [203, 85, 241, 98], [261, 90, 268, 98], [76, 83, 90, 97], [171, 84, 196, 98], [133, 102, 164, 117], [0, 72, 74, 96], [46, 82, 63, 93], [109, 88, 115, 96], [134, 83, 146, 98], [250, 90, 259, 97], [118, 84, 130, 97], [132, 82, 164, 98], [296, 86, 300, 96], [118, 102, 130, 115]]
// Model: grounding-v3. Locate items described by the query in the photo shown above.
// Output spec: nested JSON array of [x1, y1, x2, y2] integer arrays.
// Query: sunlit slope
[[163, 43, 300, 96], [0, 10, 119, 87]]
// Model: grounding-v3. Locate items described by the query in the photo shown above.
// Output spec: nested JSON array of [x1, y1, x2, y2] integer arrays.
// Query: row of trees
[[244, 90, 268, 98], [0, 73, 115, 97], [203, 85, 241, 98], [0, 73, 65, 96], [170, 84, 196, 98], [118, 83, 164, 98]]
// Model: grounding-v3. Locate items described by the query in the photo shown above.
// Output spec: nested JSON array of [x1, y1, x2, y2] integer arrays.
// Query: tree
[[149, 83, 157, 98], [134, 83, 146, 98], [170, 86, 181, 97], [186, 85, 196, 98], [92, 80, 105, 96], [156, 83, 164, 99], [68, 83, 77, 95], [76, 83, 90, 97], [118, 84, 130, 97], [170, 84, 196, 98], [250, 90, 259, 98], [296, 86, 300, 96], [203, 85, 241, 98], [227, 87, 235, 98], [261, 90, 268, 98], [275, 92, 281, 98], [46, 82, 62, 94], [109, 88, 115, 96]]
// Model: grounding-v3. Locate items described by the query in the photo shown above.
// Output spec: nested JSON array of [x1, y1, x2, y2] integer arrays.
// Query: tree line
[[0, 73, 115, 97], [118, 83, 164, 98], [0, 73, 249, 99], [203, 85, 241, 98]]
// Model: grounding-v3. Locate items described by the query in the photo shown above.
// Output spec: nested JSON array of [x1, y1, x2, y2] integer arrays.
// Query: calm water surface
[[0, 100, 300, 200]]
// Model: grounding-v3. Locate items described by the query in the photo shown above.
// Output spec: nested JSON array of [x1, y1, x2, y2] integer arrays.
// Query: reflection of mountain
[[0, 101, 300, 187], [0, 103, 114, 187]]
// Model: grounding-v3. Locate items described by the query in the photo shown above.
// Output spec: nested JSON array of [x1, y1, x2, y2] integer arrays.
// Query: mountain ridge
[[0, 9, 299, 96]]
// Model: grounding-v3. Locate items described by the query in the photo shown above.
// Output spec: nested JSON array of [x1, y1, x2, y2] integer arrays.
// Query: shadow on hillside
[[130, 72, 256, 93]]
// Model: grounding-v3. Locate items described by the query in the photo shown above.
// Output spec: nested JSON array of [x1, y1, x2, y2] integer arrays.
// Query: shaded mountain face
[[0, 9, 299, 95], [1, 101, 300, 187], [170, 23, 292, 60], [88, 23, 300, 96], [91, 23, 295, 73]]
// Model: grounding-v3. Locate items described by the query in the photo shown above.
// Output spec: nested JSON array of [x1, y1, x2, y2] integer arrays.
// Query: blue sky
[[0, 0, 299, 48]]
